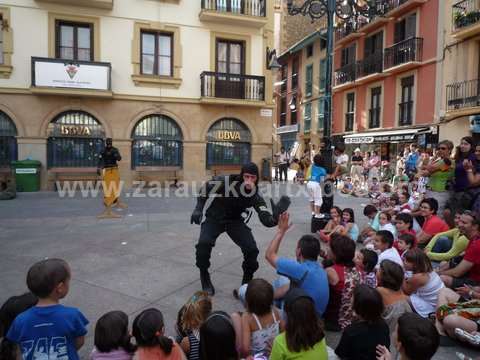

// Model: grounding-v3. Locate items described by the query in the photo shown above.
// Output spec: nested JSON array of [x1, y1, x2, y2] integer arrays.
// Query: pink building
[[332, 0, 440, 160]]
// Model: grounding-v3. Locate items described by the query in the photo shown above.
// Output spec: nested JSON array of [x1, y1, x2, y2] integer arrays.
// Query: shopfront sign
[[375, 134, 416, 142], [32, 57, 111, 91], [214, 130, 241, 141], [345, 136, 374, 144], [276, 124, 299, 134], [60, 125, 92, 136]]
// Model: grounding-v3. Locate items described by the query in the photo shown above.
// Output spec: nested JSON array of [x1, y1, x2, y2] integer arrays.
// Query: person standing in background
[[277, 147, 290, 182]]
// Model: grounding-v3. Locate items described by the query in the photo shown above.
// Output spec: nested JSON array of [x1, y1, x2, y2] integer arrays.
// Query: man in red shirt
[[439, 211, 480, 288], [416, 198, 450, 248]]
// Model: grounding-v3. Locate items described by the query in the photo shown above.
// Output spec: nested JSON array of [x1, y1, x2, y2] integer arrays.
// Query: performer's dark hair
[[297, 235, 320, 261]]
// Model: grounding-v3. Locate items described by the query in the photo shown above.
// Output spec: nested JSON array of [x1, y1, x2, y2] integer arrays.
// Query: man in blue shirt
[[265, 212, 329, 315], [405, 143, 420, 177]]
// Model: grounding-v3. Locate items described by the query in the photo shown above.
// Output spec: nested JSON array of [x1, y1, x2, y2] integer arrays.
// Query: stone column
[[183, 141, 207, 181]]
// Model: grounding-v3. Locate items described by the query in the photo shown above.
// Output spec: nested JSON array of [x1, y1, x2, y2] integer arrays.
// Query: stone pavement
[[0, 182, 478, 359]]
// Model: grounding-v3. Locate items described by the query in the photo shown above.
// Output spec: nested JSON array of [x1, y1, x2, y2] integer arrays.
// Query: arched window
[[47, 111, 105, 168], [131, 114, 183, 168], [0, 111, 18, 167], [206, 118, 251, 168]]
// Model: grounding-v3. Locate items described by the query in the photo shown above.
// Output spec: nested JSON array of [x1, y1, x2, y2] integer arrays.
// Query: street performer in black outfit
[[190, 162, 290, 295], [97, 138, 127, 219]]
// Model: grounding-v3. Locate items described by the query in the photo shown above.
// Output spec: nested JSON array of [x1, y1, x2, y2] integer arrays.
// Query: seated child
[[91, 311, 135, 360], [133, 308, 185, 360], [368, 177, 381, 199], [179, 292, 212, 360], [376, 313, 439, 360], [365, 212, 396, 248], [355, 248, 378, 288], [352, 180, 368, 197], [335, 285, 390, 360], [6, 259, 88, 360], [374, 230, 403, 269], [0, 293, 38, 360], [341, 177, 354, 195], [397, 233, 416, 259], [376, 184, 393, 209], [231, 279, 284, 358]]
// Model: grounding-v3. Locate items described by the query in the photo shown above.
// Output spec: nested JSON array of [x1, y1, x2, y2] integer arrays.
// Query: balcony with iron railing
[[399, 101, 414, 126], [200, 0, 267, 28], [384, 37, 423, 73], [334, 0, 425, 46], [356, 52, 383, 79], [334, 63, 357, 87], [452, 0, 480, 38], [446, 78, 480, 112], [200, 71, 265, 104]]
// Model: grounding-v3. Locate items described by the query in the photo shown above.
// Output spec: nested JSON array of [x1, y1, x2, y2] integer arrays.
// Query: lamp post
[[286, 0, 373, 171]]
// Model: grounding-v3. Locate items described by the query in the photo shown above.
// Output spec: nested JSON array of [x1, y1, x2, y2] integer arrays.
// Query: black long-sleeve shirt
[[194, 175, 277, 227], [98, 147, 122, 168]]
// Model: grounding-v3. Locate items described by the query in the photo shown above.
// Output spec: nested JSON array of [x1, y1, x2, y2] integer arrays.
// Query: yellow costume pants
[[102, 167, 121, 207]]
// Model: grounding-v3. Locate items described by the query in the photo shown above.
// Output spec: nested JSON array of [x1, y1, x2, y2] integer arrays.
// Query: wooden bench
[[210, 165, 242, 176], [134, 166, 180, 187], [49, 167, 99, 190]]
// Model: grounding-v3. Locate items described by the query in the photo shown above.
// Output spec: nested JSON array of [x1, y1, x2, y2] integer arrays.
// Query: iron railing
[[345, 112, 354, 132], [335, 17, 369, 41], [356, 52, 383, 78], [201, 71, 265, 101], [369, 107, 381, 129], [384, 37, 423, 69], [446, 78, 480, 110], [206, 142, 251, 167], [201, 0, 266, 17], [335, 63, 357, 86], [452, 0, 480, 31], [399, 101, 414, 126], [47, 137, 104, 168]]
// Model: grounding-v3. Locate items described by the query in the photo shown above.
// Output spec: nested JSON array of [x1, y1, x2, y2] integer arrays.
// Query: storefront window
[[206, 118, 251, 168], [0, 111, 17, 167], [47, 111, 104, 168], [132, 114, 183, 168]]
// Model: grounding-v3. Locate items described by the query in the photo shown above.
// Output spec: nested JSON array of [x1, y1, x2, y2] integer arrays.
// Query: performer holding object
[[191, 162, 291, 296], [97, 138, 127, 219]]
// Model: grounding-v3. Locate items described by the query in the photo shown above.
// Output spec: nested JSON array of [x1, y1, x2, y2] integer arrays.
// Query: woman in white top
[[402, 248, 444, 318]]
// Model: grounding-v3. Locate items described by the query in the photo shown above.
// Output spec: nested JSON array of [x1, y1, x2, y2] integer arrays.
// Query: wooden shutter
[[394, 20, 405, 43]]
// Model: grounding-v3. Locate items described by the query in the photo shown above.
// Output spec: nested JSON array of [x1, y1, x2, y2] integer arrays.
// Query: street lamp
[[285, 0, 373, 172]]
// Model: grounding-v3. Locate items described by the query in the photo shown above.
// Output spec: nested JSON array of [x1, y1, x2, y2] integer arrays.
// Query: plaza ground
[[0, 182, 478, 359]]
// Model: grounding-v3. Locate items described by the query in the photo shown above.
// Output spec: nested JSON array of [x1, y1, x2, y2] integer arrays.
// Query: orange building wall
[[331, 0, 439, 135]]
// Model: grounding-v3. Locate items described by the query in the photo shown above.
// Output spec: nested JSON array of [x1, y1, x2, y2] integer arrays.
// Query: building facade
[[440, 0, 480, 145], [274, 31, 327, 158], [0, 0, 275, 189], [331, 0, 441, 160]]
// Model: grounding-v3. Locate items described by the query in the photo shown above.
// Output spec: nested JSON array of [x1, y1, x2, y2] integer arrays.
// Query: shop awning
[[343, 127, 430, 144]]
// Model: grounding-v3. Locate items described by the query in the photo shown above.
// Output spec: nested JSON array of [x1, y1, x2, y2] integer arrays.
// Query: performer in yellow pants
[[97, 138, 127, 219]]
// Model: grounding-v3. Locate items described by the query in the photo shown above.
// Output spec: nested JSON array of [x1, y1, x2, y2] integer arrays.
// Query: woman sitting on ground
[[402, 249, 444, 318], [318, 206, 342, 243], [319, 208, 359, 243], [324, 235, 362, 331]]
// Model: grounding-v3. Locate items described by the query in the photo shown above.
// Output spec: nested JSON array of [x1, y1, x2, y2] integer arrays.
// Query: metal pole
[[322, 0, 335, 172]]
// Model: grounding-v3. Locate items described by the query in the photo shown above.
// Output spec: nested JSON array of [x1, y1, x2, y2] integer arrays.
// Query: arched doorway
[[47, 111, 105, 168], [0, 111, 18, 167], [206, 118, 251, 168], [131, 114, 183, 168]]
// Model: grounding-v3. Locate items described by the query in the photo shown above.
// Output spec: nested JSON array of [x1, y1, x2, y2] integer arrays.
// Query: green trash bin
[[11, 160, 41, 192]]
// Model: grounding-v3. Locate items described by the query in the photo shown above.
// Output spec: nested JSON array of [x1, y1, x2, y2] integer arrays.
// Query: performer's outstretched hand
[[190, 209, 203, 225], [272, 195, 291, 222], [278, 212, 292, 233]]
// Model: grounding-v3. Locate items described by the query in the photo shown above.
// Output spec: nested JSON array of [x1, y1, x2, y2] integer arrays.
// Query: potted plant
[[454, 11, 466, 29]]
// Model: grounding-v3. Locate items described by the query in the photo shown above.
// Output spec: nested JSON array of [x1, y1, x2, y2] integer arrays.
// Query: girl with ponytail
[[132, 308, 186, 360]]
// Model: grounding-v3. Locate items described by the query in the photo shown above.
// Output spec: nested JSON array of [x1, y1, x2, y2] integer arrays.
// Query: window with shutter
[[304, 103, 312, 133], [319, 59, 326, 92], [305, 64, 313, 97]]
